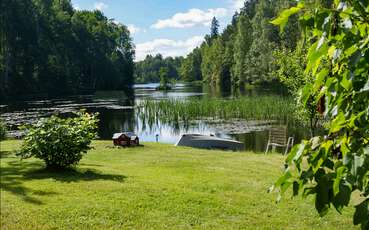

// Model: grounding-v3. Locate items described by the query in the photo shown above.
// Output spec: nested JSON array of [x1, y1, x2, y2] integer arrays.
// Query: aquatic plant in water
[[137, 96, 297, 129]]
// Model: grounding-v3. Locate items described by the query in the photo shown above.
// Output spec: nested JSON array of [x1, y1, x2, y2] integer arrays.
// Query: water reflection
[[97, 110, 135, 140], [1, 83, 308, 152]]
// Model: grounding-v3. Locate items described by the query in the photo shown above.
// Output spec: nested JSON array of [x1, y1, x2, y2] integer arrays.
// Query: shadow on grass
[[0, 151, 13, 158], [1, 161, 57, 205], [1, 159, 126, 205], [24, 167, 126, 183]]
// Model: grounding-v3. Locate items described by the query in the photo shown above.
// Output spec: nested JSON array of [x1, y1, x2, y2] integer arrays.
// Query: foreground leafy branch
[[271, 1, 369, 229]]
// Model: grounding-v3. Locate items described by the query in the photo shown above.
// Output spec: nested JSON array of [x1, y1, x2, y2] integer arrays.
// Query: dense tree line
[[0, 0, 135, 100], [180, 0, 301, 88], [134, 54, 183, 83]]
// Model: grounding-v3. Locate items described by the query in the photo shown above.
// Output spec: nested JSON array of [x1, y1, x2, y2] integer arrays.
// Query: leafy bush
[[0, 120, 6, 141], [273, 45, 322, 137], [18, 111, 98, 169]]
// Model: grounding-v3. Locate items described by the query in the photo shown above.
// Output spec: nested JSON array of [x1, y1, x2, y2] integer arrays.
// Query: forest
[[2, 0, 306, 97], [134, 54, 183, 84], [181, 0, 303, 88], [0, 0, 135, 100], [136, 0, 301, 89]]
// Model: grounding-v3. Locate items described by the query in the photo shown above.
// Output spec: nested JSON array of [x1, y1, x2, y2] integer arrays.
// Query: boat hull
[[175, 134, 244, 151]]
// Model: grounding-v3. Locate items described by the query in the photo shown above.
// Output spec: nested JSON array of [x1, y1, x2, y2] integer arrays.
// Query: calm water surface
[[0, 83, 308, 152]]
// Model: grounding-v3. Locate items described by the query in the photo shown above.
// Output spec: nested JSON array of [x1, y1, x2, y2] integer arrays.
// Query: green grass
[[1, 140, 355, 229]]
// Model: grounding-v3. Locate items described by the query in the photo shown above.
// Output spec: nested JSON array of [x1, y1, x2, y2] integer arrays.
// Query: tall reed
[[137, 96, 296, 126]]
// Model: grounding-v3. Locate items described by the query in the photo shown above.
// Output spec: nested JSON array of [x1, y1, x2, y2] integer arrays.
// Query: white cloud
[[135, 36, 204, 61], [73, 3, 80, 10], [231, 0, 245, 10], [152, 8, 228, 29], [127, 24, 141, 34], [94, 2, 108, 11]]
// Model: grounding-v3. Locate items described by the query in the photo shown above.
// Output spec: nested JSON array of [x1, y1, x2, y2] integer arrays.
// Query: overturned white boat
[[175, 134, 244, 151]]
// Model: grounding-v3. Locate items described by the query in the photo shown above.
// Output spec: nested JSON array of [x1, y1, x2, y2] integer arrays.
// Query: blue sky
[[71, 0, 244, 60]]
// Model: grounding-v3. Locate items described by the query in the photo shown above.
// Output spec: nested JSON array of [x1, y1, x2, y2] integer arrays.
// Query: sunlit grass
[[0, 140, 355, 229]]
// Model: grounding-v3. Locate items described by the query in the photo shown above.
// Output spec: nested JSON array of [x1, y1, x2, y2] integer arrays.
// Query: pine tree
[[210, 17, 219, 38]]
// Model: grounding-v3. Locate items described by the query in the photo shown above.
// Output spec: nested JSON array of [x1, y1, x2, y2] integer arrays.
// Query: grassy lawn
[[0, 140, 356, 229]]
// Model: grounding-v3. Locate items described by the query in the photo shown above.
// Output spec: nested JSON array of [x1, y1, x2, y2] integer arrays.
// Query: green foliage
[[273, 46, 306, 95], [233, 14, 253, 86], [180, 0, 301, 89], [158, 67, 171, 90], [273, 44, 321, 136], [245, 0, 278, 83], [179, 48, 202, 82], [272, 1, 369, 228], [17, 111, 98, 169], [0, 0, 134, 99], [201, 38, 226, 84], [135, 54, 183, 83], [0, 120, 6, 141]]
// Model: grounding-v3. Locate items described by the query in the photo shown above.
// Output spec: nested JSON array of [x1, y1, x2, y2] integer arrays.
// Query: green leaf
[[340, 73, 353, 91], [314, 68, 329, 90], [286, 142, 306, 164], [293, 141, 307, 163], [271, 3, 304, 31], [351, 155, 364, 178], [301, 83, 313, 106], [275, 169, 294, 196], [286, 144, 299, 163], [306, 42, 328, 75], [360, 78, 369, 92], [302, 187, 316, 198], [281, 181, 292, 194], [330, 112, 346, 133], [310, 137, 321, 150], [333, 166, 346, 196], [344, 45, 358, 57], [315, 175, 332, 217], [353, 199, 369, 227], [332, 183, 351, 214], [275, 169, 292, 188], [293, 181, 300, 196]]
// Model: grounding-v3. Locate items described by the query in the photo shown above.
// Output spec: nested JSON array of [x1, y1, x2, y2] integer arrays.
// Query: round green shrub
[[18, 111, 98, 169]]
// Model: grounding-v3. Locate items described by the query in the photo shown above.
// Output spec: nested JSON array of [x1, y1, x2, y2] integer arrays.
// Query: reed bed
[[137, 96, 296, 126]]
